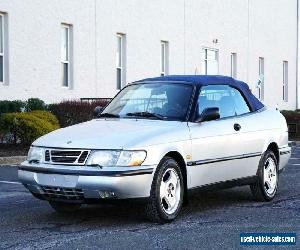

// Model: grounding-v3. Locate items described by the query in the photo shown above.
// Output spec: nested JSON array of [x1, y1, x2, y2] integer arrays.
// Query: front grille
[[44, 149, 90, 165], [78, 151, 89, 163], [40, 186, 84, 200], [45, 150, 50, 161]]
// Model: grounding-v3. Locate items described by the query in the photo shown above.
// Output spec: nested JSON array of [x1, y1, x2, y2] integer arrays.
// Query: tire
[[250, 149, 278, 201], [49, 201, 81, 214], [145, 157, 184, 223]]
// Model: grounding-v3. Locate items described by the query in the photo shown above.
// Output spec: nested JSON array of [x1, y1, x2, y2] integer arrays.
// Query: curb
[[0, 164, 19, 167], [289, 141, 300, 146], [0, 156, 26, 166]]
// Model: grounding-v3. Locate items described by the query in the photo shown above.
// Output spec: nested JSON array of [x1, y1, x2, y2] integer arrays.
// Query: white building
[[0, 0, 298, 110]]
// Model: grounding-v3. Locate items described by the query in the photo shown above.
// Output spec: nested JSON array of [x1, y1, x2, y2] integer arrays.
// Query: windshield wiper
[[126, 112, 165, 120], [98, 113, 120, 118]]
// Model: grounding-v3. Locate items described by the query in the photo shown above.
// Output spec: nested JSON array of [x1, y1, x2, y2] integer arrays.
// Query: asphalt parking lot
[[0, 147, 299, 250]]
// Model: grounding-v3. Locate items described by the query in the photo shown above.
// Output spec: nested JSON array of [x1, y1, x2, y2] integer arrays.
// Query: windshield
[[102, 82, 194, 121]]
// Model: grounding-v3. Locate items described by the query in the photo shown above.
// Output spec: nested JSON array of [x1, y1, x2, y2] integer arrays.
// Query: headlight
[[27, 146, 44, 163], [117, 151, 147, 166], [86, 150, 120, 167], [86, 150, 146, 167]]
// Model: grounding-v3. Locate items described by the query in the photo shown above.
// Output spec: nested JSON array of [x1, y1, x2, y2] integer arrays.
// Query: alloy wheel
[[159, 168, 181, 215], [263, 157, 277, 195]]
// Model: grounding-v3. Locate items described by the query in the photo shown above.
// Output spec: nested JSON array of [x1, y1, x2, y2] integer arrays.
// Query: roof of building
[[136, 75, 265, 112]]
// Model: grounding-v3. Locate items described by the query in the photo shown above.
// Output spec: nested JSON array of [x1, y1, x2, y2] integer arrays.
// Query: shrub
[[31, 110, 60, 127], [25, 98, 46, 112], [0, 100, 26, 114], [0, 112, 16, 143], [281, 110, 300, 122], [280, 110, 300, 139], [48, 99, 110, 127], [0, 111, 60, 145]]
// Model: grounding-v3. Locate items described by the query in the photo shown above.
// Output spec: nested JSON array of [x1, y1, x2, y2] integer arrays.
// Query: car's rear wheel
[[145, 157, 184, 223], [250, 149, 278, 201], [49, 201, 81, 214]]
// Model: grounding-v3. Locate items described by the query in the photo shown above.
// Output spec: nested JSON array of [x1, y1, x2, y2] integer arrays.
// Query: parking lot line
[[0, 180, 21, 185]]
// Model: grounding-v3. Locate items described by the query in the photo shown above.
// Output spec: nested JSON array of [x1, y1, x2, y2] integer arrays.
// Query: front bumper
[[18, 162, 155, 202]]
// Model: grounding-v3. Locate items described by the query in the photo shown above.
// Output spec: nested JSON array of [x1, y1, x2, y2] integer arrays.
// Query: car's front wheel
[[250, 150, 278, 201], [145, 157, 184, 223], [49, 201, 81, 214]]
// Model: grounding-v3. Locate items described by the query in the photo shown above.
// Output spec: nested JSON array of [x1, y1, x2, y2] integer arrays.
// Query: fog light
[[98, 191, 115, 198]]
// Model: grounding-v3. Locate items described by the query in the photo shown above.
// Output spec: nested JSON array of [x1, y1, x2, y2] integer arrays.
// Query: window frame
[[193, 84, 252, 122], [161, 41, 169, 76], [116, 33, 126, 90], [283, 61, 288, 102], [202, 47, 219, 75], [230, 53, 237, 78], [258, 57, 264, 100], [0, 13, 6, 85], [61, 23, 72, 88]]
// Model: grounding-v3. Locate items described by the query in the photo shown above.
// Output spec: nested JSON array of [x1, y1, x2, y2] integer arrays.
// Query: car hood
[[33, 118, 189, 149]]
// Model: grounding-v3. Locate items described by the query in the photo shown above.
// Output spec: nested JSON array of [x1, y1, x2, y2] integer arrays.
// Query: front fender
[[142, 140, 191, 167]]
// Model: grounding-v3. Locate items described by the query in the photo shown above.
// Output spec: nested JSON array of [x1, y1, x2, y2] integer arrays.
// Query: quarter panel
[[236, 108, 288, 153]]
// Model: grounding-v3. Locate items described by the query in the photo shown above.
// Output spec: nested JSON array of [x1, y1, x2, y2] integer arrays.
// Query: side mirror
[[94, 106, 103, 117], [196, 107, 220, 122]]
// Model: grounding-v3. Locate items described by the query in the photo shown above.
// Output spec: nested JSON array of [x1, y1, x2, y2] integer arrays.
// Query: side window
[[233, 90, 251, 115], [198, 85, 250, 119]]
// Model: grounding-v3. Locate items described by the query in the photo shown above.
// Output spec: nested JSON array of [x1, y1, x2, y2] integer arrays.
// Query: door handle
[[234, 123, 241, 131]]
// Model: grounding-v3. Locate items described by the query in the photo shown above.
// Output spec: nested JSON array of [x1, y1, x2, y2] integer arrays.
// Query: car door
[[187, 85, 253, 188]]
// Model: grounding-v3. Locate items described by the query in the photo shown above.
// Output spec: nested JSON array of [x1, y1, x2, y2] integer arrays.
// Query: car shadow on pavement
[[43, 186, 255, 225]]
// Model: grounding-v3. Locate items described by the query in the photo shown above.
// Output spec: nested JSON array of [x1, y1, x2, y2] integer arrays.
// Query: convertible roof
[[136, 75, 264, 111]]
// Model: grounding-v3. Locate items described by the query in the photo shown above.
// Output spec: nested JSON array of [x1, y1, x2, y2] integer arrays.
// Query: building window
[[230, 53, 237, 78], [61, 24, 72, 88], [258, 57, 264, 100], [161, 41, 169, 76], [202, 48, 219, 75], [283, 61, 288, 102], [116, 33, 126, 90], [0, 13, 7, 84]]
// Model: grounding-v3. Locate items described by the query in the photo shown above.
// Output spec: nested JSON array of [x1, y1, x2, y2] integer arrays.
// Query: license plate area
[[35, 173, 78, 188]]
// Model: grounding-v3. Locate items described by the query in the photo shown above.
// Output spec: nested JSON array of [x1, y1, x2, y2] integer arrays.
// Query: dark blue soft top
[[137, 75, 264, 112]]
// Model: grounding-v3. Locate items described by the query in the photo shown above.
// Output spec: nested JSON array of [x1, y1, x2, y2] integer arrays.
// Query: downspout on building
[[297, 0, 300, 109]]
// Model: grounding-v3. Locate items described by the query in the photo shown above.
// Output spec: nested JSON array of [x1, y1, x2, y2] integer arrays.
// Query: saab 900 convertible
[[18, 75, 291, 223]]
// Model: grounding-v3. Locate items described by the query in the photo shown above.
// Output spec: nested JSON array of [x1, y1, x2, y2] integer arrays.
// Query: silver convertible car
[[19, 75, 291, 223]]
